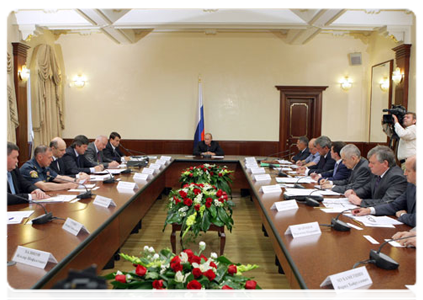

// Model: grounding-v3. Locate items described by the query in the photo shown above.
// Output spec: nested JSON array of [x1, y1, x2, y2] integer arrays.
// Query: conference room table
[[7, 155, 415, 289]]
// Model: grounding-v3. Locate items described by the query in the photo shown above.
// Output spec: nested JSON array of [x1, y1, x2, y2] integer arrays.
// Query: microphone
[[119, 144, 149, 158], [103, 169, 117, 184], [58, 177, 94, 199], [283, 188, 324, 204], [12, 194, 54, 224], [293, 176, 307, 189], [329, 208, 352, 231], [353, 235, 416, 270], [259, 150, 291, 163]]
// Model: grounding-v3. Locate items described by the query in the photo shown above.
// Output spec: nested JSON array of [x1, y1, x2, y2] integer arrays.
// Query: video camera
[[382, 105, 407, 125]]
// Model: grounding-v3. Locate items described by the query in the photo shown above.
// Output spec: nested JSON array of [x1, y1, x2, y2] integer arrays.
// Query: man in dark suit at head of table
[[193, 133, 224, 157], [7, 142, 49, 205], [297, 135, 336, 175]]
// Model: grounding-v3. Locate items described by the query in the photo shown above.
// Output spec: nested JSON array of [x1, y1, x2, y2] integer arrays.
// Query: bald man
[[85, 135, 120, 169], [50, 137, 90, 180]]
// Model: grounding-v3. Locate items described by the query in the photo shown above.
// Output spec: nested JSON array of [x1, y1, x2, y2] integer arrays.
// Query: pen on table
[[9, 217, 14, 220], [352, 219, 364, 226]]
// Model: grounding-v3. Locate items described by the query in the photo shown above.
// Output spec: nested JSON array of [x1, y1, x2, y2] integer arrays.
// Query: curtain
[[7, 52, 19, 143], [30, 44, 65, 147]]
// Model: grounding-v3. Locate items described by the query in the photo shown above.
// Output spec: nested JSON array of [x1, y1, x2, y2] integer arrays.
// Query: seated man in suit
[[297, 136, 335, 175], [193, 133, 224, 157], [50, 137, 90, 179], [103, 132, 130, 163], [392, 228, 416, 247], [63, 135, 104, 175], [320, 144, 371, 193], [85, 135, 120, 169], [7, 142, 49, 205], [352, 155, 416, 227], [311, 141, 351, 183], [296, 138, 320, 167], [20, 145, 80, 192], [345, 145, 407, 207], [291, 136, 310, 163]]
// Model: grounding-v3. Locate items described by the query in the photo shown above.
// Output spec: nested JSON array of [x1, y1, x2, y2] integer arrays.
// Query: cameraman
[[386, 112, 416, 168]]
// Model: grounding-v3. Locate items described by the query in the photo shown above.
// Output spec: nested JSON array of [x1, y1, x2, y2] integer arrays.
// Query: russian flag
[[193, 80, 205, 150]]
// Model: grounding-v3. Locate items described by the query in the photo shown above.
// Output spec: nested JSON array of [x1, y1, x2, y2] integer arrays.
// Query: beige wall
[[56, 31, 380, 141]]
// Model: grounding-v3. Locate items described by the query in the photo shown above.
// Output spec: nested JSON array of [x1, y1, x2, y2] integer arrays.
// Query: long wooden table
[[7, 155, 415, 289]]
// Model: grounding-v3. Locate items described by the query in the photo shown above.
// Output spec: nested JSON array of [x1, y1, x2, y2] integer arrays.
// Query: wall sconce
[[18, 65, 30, 81], [380, 77, 390, 92], [340, 77, 352, 91], [73, 75, 86, 88], [392, 67, 403, 84]]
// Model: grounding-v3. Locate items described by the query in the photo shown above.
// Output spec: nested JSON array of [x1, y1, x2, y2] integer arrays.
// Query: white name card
[[93, 195, 116, 208], [133, 172, 152, 181], [149, 163, 163, 170], [142, 168, 157, 175], [320, 266, 372, 290], [260, 184, 282, 194], [155, 159, 168, 165], [160, 156, 172, 161], [271, 200, 299, 212], [253, 174, 272, 181], [285, 221, 321, 238], [62, 217, 90, 236], [250, 167, 266, 175], [245, 157, 256, 162], [245, 163, 259, 170], [12, 246, 58, 269], [117, 181, 137, 190]]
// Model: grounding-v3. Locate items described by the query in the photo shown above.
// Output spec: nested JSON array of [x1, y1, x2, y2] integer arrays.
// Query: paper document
[[90, 174, 112, 181], [32, 195, 77, 203], [275, 177, 316, 184], [68, 186, 100, 192], [8, 211, 34, 224], [276, 159, 292, 164], [321, 198, 357, 212], [212, 156, 225, 158], [344, 214, 403, 227], [93, 169, 125, 175], [284, 188, 338, 196]]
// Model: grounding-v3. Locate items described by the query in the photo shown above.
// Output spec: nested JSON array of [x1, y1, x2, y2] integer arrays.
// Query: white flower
[[175, 271, 191, 283], [199, 241, 206, 251], [214, 199, 222, 207], [143, 246, 149, 251], [148, 247, 155, 253], [160, 263, 169, 275], [210, 252, 218, 259], [116, 270, 124, 276], [178, 206, 189, 212], [194, 193, 203, 204], [153, 253, 159, 260], [181, 212, 187, 217], [179, 252, 189, 263], [125, 274, 133, 282]]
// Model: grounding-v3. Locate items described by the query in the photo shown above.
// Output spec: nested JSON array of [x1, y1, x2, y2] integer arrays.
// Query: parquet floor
[[100, 192, 290, 289]]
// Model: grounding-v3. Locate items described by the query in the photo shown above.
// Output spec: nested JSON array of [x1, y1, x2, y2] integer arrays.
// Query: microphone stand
[[258, 150, 291, 164], [12, 194, 57, 224], [103, 168, 117, 184], [353, 235, 416, 270]]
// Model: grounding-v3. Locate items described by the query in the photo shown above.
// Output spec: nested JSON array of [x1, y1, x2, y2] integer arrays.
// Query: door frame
[[275, 86, 328, 152]]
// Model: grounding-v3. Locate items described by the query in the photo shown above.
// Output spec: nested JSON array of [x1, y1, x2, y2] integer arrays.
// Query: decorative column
[[12, 42, 31, 165], [392, 44, 411, 110]]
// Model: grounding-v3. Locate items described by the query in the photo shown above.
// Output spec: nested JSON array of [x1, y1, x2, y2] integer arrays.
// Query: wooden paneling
[[392, 44, 412, 110]]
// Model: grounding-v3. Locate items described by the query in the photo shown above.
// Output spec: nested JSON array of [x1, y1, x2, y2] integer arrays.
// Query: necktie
[[374, 176, 381, 191], [97, 152, 101, 163], [77, 155, 81, 167], [333, 162, 339, 176], [56, 159, 60, 171], [7, 172, 16, 194]]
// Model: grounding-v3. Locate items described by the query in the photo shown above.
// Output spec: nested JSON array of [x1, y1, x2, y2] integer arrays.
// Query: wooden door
[[276, 86, 328, 154]]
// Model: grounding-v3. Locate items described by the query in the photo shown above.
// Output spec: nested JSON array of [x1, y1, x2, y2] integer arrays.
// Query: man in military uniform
[[20, 145, 80, 192]]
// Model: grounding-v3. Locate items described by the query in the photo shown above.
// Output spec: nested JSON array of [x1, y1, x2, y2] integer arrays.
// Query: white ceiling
[[12, 9, 414, 45]]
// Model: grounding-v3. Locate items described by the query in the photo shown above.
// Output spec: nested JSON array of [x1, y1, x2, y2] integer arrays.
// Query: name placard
[[149, 163, 163, 170], [253, 174, 272, 181], [155, 159, 168, 165], [12, 246, 58, 269], [133, 172, 152, 181], [250, 167, 266, 175], [117, 181, 137, 191], [160, 156, 172, 161], [142, 168, 157, 175], [320, 266, 372, 290], [245, 157, 256, 163], [285, 221, 321, 238], [260, 185, 282, 194], [245, 163, 259, 170], [62, 217, 90, 236], [93, 195, 116, 208], [271, 200, 299, 212]]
